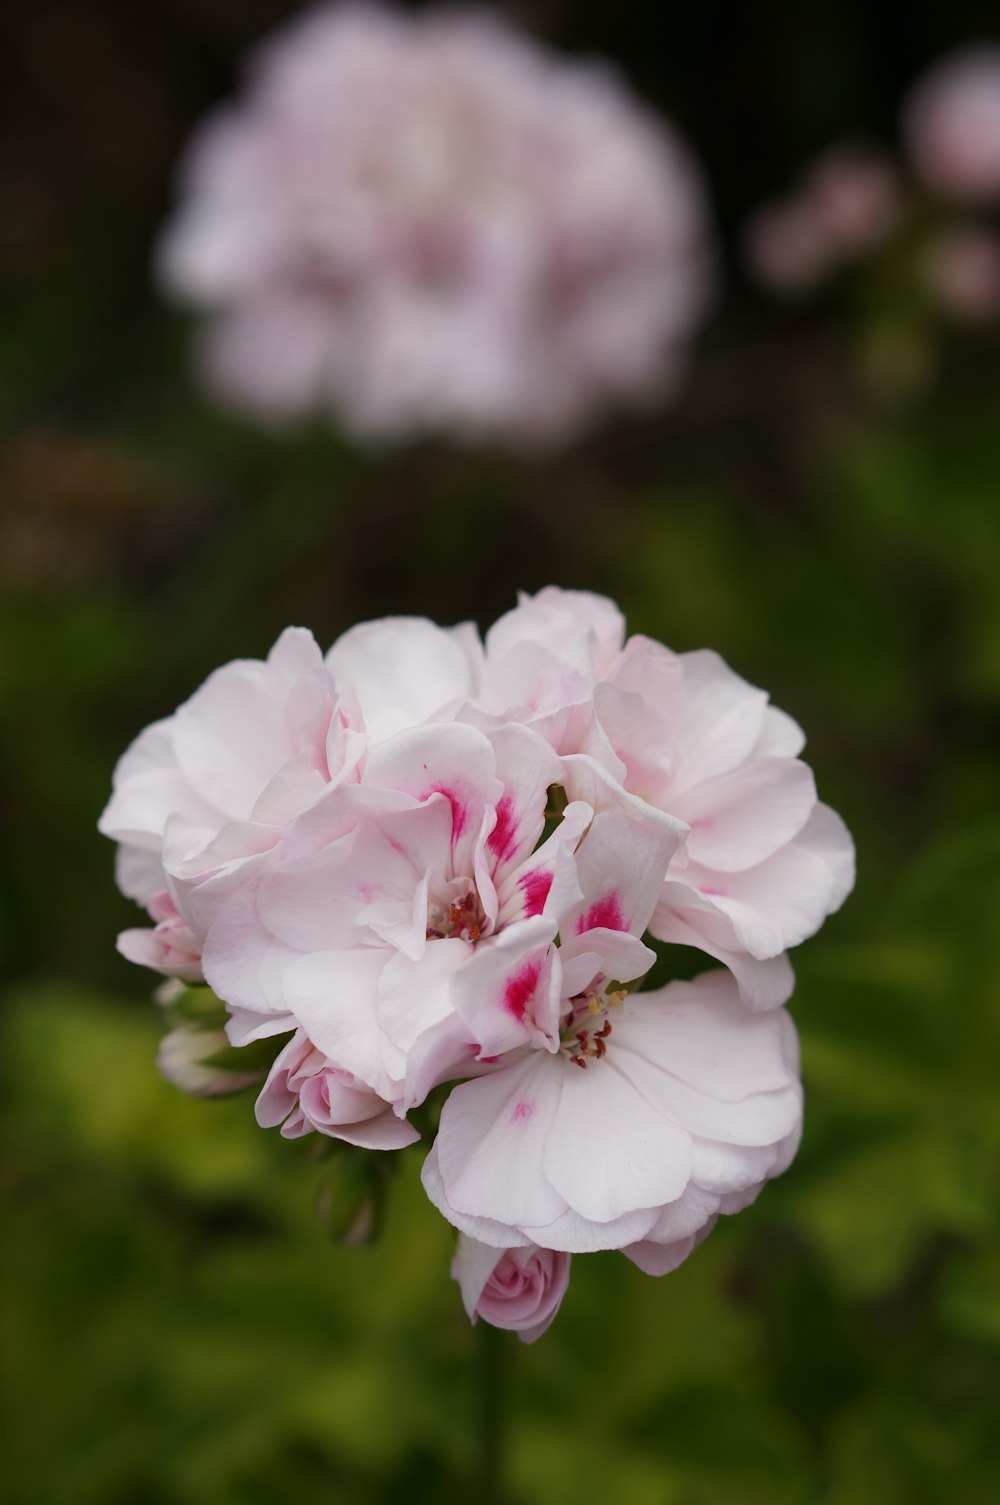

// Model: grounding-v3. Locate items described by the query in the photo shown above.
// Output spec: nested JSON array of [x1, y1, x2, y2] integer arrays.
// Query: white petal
[[327, 617, 483, 742], [671, 757, 817, 872], [670, 650, 769, 790], [750, 704, 805, 759], [435, 1054, 566, 1229], [802, 802, 856, 911], [612, 1034, 801, 1146], [421, 1143, 533, 1250], [649, 906, 796, 1010], [561, 753, 689, 842], [616, 972, 799, 1100], [486, 587, 625, 677], [542, 1056, 693, 1222], [518, 1201, 662, 1253], [377, 939, 468, 1054], [281, 948, 394, 1092]]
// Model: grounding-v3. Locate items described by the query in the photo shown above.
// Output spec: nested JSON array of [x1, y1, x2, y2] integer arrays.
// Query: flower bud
[[157, 1023, 269, 1099], [452, 1235, 571, 1344]]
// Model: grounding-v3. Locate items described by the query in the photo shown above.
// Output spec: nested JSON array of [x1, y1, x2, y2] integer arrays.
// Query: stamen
[[559, 984, 624, 1066], [427, 887, 486, 945]]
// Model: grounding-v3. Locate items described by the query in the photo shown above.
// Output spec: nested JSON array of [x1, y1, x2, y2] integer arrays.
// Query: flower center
[[559, 986, 627, 1069], [426, 886, 486, 944]]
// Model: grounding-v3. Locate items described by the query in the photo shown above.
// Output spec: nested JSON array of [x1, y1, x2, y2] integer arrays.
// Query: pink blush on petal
[[431, 785, 469, 839], [511, 1100, 534, 1123], [503, 959, 542, 1022], [488, 795, 518, 864], [576, 894, 625, 934], [520, 868, 553, 917]]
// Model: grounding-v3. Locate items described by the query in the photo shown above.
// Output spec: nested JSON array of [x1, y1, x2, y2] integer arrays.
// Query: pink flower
[[922, 224, 1000, 321], [158, 3, 712, 444], [477, 588, 855, 1009], [903, 46, 1000, 203], [744, 145, 903, 295], [423, 970, 802, 1254], [452, 1235, 570, 1342], [256, 1029, 419, 1148]]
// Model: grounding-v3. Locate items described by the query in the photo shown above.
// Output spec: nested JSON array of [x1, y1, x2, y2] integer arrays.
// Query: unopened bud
[[158, 1023, 268, 1098]]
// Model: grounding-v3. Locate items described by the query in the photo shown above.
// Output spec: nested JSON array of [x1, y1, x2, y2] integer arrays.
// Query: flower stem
[[479, 1320, 507, 1505]]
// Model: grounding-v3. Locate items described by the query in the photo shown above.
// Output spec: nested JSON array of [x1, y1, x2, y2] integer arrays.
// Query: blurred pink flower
[[745, 145, 902, 295], [452, 1236, 570, 1342], [158, 3, 712, 444], [903, 46, 1000, 203], [923, 224, 1000, 320]]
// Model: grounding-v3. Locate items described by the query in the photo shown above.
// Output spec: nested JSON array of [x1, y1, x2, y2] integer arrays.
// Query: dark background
[[2, 3, 998, 1502]]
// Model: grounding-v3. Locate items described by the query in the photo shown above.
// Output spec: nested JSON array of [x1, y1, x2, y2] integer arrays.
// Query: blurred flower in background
[[744, 145, 903, 296], [743, 39, 1000, 395], [902, 45, 1000, 203], [921, 223, 1000, 321], [158, 2, 713, 446]]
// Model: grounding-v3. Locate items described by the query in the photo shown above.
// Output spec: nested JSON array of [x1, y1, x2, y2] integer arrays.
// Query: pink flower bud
[[452, 1235, 571, 1343]]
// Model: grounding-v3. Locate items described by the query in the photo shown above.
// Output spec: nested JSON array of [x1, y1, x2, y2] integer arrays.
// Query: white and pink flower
[[101, 588, 853, 1338], [158, 2, 712, 444]]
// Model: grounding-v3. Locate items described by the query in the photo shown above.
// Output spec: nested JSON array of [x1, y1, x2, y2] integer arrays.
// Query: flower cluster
[[100, 588, 853, 1339], [744, 46, 1000, 325], [158, 3, 712, 446]]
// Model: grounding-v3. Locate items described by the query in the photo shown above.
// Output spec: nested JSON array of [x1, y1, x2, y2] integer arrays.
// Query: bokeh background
[[2, 1, 999, 1501]]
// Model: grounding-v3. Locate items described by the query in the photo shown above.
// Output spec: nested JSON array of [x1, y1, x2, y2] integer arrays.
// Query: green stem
[[479, 1320, 506, 1505]]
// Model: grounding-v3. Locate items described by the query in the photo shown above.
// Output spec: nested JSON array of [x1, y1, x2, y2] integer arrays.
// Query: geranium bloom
[[101, 589, 852, 1336], [903, 47, 1000, 203], [423, 970, 802, 1254], [452, 1236, 570, 1343], [158, 3, 712, 444]]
